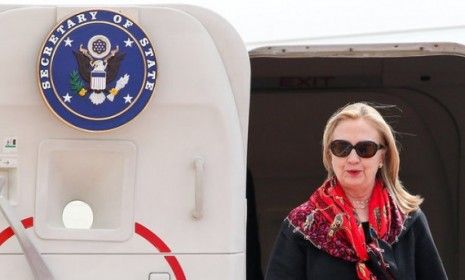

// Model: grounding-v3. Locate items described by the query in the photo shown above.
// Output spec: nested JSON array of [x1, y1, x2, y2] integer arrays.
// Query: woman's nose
[[346, 148, 361, 162]]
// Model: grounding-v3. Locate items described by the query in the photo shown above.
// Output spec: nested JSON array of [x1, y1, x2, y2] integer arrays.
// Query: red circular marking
[[0, 217, 186, 280], [0, 217, 33, 246], [135, 223, 186, 280]]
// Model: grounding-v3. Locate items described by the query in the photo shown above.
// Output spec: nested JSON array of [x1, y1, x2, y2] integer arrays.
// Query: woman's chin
[[340, 176, 368, 190]]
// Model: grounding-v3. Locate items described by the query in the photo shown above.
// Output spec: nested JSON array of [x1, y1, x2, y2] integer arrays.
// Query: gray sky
[[2, 0, 465, 44]]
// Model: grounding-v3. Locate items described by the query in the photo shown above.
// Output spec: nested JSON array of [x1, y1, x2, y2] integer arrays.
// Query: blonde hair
[[322, 102, 422, 214]]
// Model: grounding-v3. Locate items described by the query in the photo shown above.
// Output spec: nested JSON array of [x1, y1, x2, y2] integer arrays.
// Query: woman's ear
[[379, 150, 386, 168]]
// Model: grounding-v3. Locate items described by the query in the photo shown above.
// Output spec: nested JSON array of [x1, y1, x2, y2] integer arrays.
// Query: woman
[[265, 103, 448, 280]]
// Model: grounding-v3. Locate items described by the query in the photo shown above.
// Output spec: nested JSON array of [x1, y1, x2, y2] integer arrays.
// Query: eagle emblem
[[73, 35, 128, 105], [37, 10, 157, 131]]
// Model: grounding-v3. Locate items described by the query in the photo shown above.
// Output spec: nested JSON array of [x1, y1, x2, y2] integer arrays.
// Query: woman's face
[[330, 118, 385, 192]]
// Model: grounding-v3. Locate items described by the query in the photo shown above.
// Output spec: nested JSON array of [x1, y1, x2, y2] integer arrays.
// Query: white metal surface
[[0, 4, 249, 279], [249, 42, 465, 58], [0, 177, 55, 279]]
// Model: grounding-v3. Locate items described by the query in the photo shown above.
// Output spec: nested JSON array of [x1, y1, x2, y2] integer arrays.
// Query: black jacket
[[265, 209, 447, 280]]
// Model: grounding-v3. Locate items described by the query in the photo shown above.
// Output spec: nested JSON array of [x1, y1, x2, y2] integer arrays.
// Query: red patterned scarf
[[287, 179, 405, 280]]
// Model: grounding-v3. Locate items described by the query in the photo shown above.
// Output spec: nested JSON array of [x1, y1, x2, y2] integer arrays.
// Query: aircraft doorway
[[247, 44, 464, 279]]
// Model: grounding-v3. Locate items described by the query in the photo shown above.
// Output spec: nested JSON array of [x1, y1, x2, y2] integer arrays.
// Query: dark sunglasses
[[330, 140, 385, 158]]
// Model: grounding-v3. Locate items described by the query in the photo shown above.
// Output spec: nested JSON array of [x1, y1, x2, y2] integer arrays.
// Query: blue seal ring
[[38, 10, 157, 131]]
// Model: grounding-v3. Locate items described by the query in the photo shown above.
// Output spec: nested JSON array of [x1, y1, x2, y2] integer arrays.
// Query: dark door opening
[[247, 53, 464, 279]]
